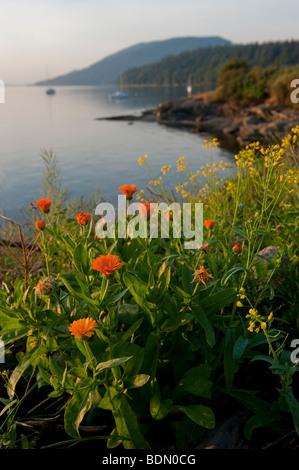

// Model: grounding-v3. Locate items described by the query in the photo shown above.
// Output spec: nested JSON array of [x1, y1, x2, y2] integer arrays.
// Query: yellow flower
[[249, 308, 257, 316], [138, 154, 148, 165], [268, 312, 273, 320], [236, 301, 243, 307], [261, 322, 267, 330]]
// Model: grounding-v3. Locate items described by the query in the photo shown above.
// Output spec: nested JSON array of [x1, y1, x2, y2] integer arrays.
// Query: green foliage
[[0, 133, 299, 449], [120, 40, 299, 90]]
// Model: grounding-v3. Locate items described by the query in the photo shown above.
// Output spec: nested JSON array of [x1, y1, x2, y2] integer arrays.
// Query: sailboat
[[46, 88, 56, 95], [186, 80, 192, 96], [44, 66, 56, 95], [109, 75, 129, 99]]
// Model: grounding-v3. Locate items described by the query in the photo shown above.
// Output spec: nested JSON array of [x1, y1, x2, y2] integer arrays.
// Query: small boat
[[187, 84, 192, 96], [46, 88, 56, 95], [109, 91, 129, 100]]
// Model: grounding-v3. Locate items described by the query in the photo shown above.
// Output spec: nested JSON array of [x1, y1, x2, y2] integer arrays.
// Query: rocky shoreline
[[99, 94, 299, 148]]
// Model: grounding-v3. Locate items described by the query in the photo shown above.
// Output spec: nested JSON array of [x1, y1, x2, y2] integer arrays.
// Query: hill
[[34, 36, 232, 86], [120, 40, 299, 89]]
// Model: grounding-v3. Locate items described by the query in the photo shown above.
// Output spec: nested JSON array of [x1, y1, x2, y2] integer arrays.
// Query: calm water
[[0, 85, 235, 218]]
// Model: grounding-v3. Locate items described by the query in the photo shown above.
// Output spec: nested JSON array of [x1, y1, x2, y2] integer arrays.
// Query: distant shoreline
[[98, 93, 299, 148]]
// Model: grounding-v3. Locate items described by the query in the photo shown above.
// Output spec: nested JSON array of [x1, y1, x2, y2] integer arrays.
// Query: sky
[[1, 0, 299, 84]]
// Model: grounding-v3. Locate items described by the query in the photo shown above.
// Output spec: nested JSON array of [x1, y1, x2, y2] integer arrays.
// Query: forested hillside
[[120, 41, 299, 88]]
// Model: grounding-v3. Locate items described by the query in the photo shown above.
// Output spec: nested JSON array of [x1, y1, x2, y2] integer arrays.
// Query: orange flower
[[204, 219, 215, 229], [119, 184, 137, 200], [192, 266, 213, 286], [92, 254, 123, 277], [166, 211, 173, 220], [233, 243, 242, 253], [138, 203, 152, 218], [199, 243, 210, 251], [76, 213, 90, 225], [36, 198, 51, 213], [35, 220, 45, 231], [68, 318, 97, 340]]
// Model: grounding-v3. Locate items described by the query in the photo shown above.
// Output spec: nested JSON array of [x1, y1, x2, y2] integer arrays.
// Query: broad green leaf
[[226, 389, 271, 414], [176, 405, 215, 429], [199, 288, 237, 314], [192, 305, 215, 348], [1, 328, 28, 345], [161, 312, 194, 332], [112, 396, 150, 449], [232, 227, 248, 239], [103, 287, 130, 307], [75, 338, 97, 369], [73, 243, 90, 276], [221, 266, 246, 286], [182, 265, 194, 295], [125, 374, 150, 389], [64, 378, 95, 438], [150, 394, 173, 420], [8, 345, 45, 398], [96, 356, 132, 373], [281, 388, 299, 434], [174, 373, 213, 399], [107, 427, 123, 449], [224, 327, 238, 390], [233, 336, 249, 359], [244, 411, 282, 440]]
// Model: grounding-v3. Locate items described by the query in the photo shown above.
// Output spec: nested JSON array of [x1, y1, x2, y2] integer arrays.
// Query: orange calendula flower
[[92, 254, 123, 277], [204, 219, 215, 229], [68, 318, 97, 340], [233, 243, 242, 253], [76, 213, 90, 225], [119, 184, 138, 200], [199, 243, 210, 251], [192, 266, 213, 286], [35, 220, 45, 231], [36, 198, 51, 213], [138, 203, 152, 218]]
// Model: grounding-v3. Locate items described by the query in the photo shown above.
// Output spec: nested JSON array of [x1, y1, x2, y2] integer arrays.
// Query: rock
[[197, 409, 249, 449], [102, 95, 299, 147]]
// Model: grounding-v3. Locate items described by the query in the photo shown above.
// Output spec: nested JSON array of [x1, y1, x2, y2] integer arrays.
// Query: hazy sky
[[1, 0, 299, 84]]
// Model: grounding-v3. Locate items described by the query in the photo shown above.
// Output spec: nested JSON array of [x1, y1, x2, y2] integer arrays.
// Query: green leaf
[[232, 227, 248, 239], [107, 427, 123, 449], [174, 373, 213, 399], [199, 288, 237, 314], [75, 338, 97, 369], [182, 266, 194, 295], [176, 405, 215, 429], [112, 396, 150, 449], [150, 394, 173, 420], [224, 327, 238, 390], [233, 336, 249, 359], [226, 389, 271, 414], [192, 305, 215, 348], [64, 378, 95, 438], [96, 356, 132, 373], [161, 312, 195, 332], [125, 374, 150, 389], [103, 287, 130, 307], [1, 328, 28, 345], [281, 388, 299, 435], [244, 411, 282, 440], [73, 243, 90, 276], [8, 345, 45, 398], [221, 266, 246, 286]]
